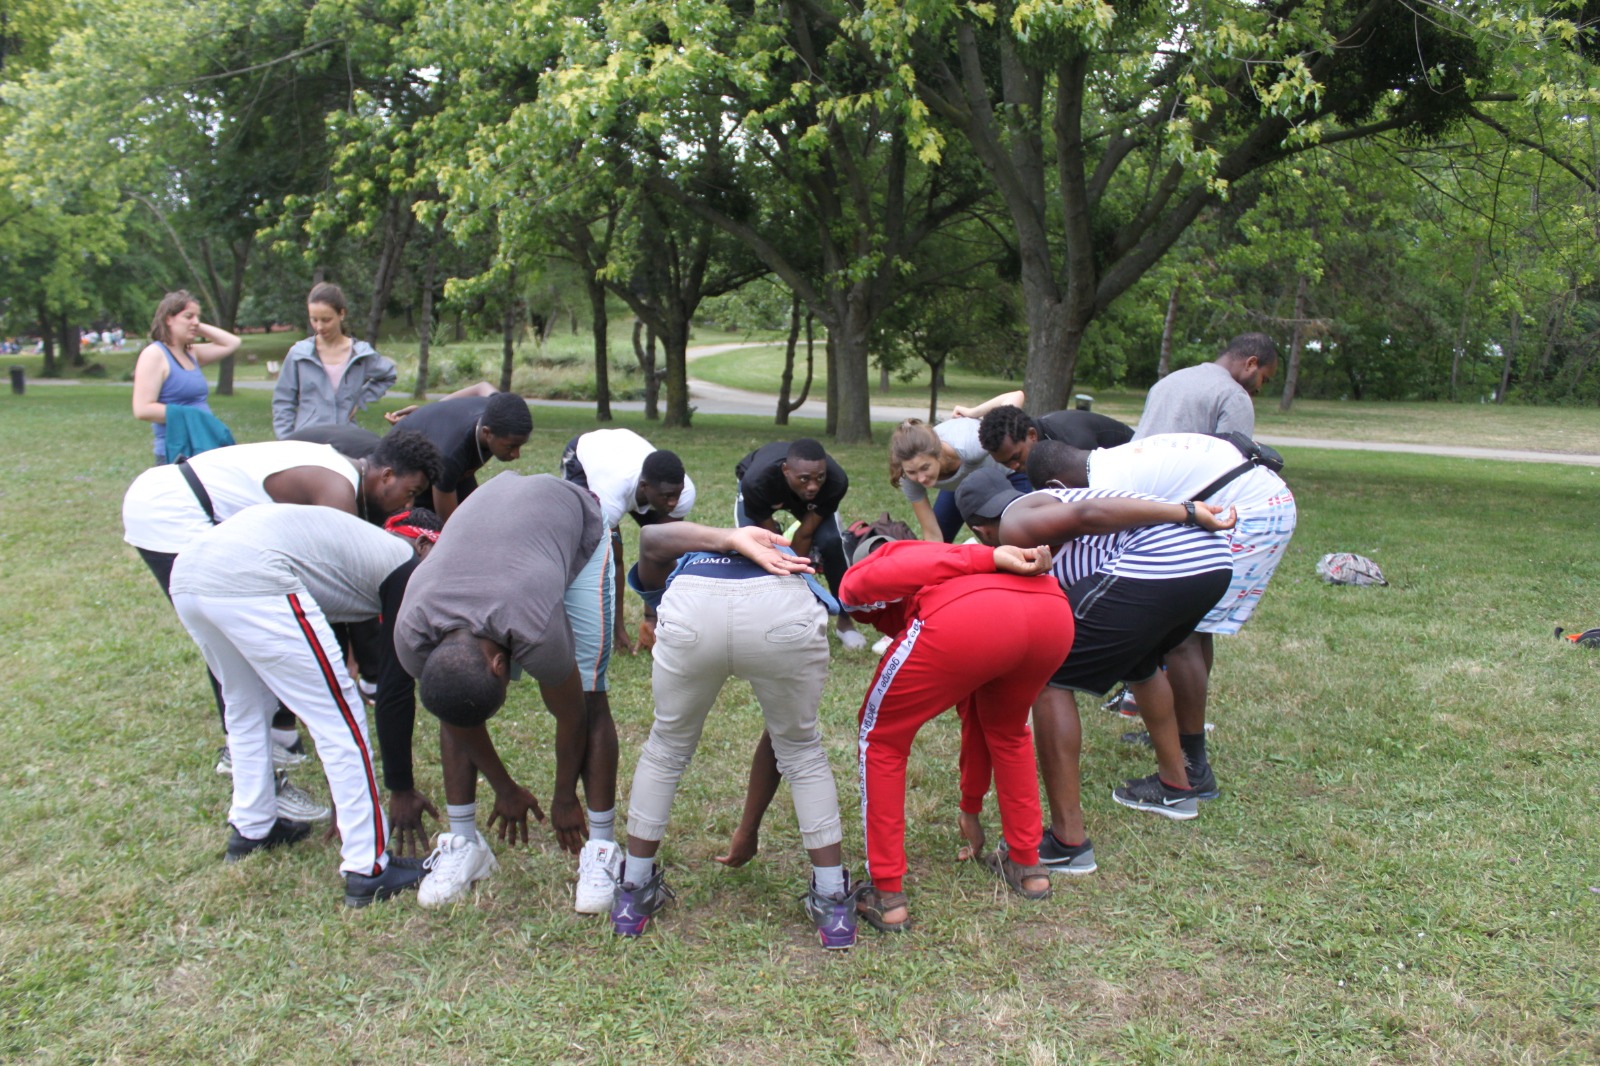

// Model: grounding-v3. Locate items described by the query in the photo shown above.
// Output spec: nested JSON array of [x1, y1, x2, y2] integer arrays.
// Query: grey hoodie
[[272, 337, 398, 438]]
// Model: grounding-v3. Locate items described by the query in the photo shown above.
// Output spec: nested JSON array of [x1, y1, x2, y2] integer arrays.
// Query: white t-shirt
[[899, 417, 994, 504], [122, 440, 359, 554], [1086, 433, 1285, 513], [573, 428, 696, 529], [171, 504, 412, 622]]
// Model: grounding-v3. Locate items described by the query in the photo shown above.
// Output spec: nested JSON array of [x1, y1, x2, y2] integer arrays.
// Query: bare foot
[[714, 826, 759, 867], [956, 811, 985, 862]]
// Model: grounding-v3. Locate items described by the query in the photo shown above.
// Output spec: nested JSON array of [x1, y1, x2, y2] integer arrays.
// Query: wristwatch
[[1182, 501, 1197, 526]]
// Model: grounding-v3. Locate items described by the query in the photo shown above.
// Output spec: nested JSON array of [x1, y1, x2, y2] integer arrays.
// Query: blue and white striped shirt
[[1023, 487, 1234, 587]]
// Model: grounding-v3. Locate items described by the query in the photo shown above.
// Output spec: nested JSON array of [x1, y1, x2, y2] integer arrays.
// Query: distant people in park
[[131, 290, 241, 463], [888, 416, 1025, 543], [734, 438, 866, 648], [1132, 333, 1279, 441], [272, 282, 397, 439], [385, 386, 532, 521]]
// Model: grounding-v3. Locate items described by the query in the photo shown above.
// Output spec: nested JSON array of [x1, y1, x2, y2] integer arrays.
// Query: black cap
[[956, 466, 1023, 524]]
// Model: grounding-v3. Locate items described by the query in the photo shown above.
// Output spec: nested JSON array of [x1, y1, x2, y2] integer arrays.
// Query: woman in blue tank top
[[131, 290, 242, 461]]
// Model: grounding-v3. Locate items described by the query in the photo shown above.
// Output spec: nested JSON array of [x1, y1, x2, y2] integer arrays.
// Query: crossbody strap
[[176, 457, 219, 525], [1193, 460, 1255, 503]]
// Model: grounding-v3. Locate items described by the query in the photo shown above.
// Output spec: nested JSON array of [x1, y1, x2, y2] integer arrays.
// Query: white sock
[[271, 727, 299, 750], [624, 853, 654, 887], [812, 864, 846, 897], [586, 807, 615, 842], [447, 803, 478, 841]]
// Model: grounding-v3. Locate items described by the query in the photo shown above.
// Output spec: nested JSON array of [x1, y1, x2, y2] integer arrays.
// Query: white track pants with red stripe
[[173, 591, 387, 876]]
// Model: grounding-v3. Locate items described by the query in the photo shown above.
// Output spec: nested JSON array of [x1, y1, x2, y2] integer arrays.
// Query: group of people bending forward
[[123, 348, 1294, 948]]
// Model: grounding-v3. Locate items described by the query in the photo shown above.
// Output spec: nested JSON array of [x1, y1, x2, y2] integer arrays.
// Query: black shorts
[[1047, 569, 1231, 695]]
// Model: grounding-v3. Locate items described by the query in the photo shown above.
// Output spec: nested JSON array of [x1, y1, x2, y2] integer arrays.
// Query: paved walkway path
[[22, 348, 1600, 466]]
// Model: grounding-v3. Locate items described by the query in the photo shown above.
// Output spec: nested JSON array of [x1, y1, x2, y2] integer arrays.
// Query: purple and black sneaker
[[802, 872, 859, 950], [610, 868, 673, 938]]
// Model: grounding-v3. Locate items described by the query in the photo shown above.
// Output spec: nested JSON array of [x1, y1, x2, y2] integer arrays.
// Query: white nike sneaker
[[574, 839, 622, 914], [274, 774, 331, 822], [417, 832, 499, 907]]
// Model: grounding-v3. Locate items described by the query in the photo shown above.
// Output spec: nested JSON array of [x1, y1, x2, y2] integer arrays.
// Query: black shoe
[[1186, 760, 1220, 801], [1112, 773, 1199, 821], [1037, 830, 1097, 875], [225, 818, 312, 863], [344, 856, 426, 908], [1120, 729, 1153, 748]]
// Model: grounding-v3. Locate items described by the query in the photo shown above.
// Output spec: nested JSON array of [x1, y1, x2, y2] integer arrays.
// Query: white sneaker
[[215, 741, 308, 776], [871, 634, 892, 656], [274, 775, 331, 822], [837, 628, 867, 651], [575, 839, 622, 914], [417, 832, 499, 907]]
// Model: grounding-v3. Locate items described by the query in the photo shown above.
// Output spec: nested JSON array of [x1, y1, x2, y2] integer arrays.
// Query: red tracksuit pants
[[856, 586, 1074, 892]]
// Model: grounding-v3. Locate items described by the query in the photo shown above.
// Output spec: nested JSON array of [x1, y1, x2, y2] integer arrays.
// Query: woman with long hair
[[130, 290, 241, 462], [888, 417, 1016, 543], [272, 282, 397, 438]]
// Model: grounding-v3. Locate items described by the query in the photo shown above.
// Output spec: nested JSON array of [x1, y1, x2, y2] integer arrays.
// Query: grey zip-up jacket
[[272, 337, 398, 438]]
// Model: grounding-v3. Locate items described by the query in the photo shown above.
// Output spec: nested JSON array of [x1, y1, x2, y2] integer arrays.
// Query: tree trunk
[[453, 310, 465, 343], [365, 196, 416, 343], [927, 355, 946, 422], [660, 315, 692, 428], [879, 362, 890, 392], [824, 332, 838, 437], [1158, 283, 1181, 379], [830, 305, 873, 443], [414, 228, 439, 400], [777, 293, 802, 424], [37, 304, 55, 377], [60, 313, 82, 368], [214, 239, 250, 397], [1496, 313, 1519, 404], [631, 319, 661, 421], [500, 269, 519, 393], [589, 273, 612, 421], [1020, 299, 1084, 415], [1450, 251, 1483, 402], [1279, 275, 1307, 413]]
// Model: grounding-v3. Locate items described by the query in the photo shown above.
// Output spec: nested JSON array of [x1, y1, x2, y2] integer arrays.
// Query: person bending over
[[394, 474, 603, 909], [734, 438, 864, 649], [614, 522, 855, 947], [169, 504, 429, 907], [385, 390, 533, 521]]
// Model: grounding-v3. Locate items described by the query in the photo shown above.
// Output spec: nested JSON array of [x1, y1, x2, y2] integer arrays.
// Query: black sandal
[[856, 886, 911, 932]]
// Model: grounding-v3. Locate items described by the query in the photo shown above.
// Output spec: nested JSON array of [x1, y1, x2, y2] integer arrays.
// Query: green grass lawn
[[2, 388, 1598, 1062]]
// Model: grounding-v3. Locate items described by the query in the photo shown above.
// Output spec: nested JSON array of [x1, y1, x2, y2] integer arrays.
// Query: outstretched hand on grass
[[387, 788, 440, 858], [486, 784, 544, 846]]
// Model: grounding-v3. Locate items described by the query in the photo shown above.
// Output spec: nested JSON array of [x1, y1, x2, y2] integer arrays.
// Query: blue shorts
[[564, 532, 615, 692]]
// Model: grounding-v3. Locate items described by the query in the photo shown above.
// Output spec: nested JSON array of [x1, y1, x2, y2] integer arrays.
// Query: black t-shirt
[[1036, 410, 1135, 450], [735, 441, 849, 523], [388, 395, 492, 496], [284, 424, 382, 460]]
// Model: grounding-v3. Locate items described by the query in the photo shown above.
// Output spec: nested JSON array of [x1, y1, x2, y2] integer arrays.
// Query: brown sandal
[[985, 849, 1053, 901], [856, 886, 911, 932]]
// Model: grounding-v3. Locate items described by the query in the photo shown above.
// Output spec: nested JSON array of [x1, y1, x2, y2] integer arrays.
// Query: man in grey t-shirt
[[394, 473, 605, 909], [1132, 333, 1279, 441], [169, 504, 426, 907]]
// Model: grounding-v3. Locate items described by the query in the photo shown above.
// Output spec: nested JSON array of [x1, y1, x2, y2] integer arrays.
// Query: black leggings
[[137, 547, 297, 734]]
